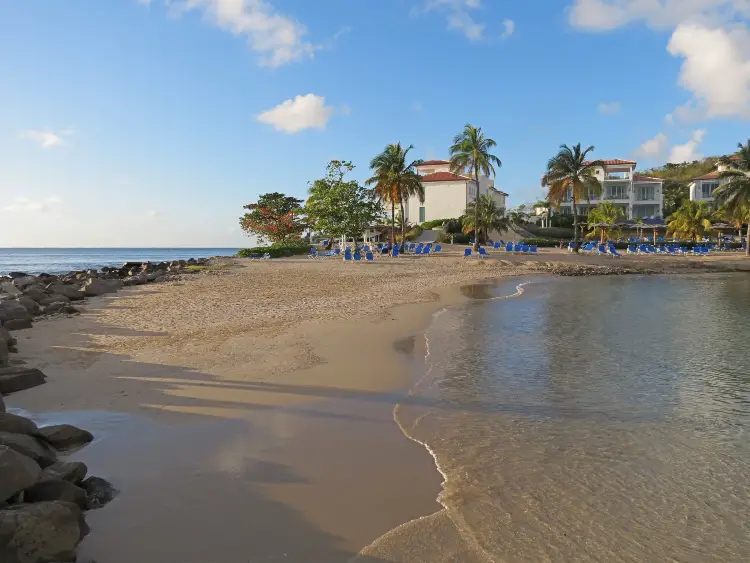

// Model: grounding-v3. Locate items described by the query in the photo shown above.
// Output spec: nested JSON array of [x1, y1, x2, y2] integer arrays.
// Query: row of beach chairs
[[309, 242, 443, 261], [463, 242, 539, 258]]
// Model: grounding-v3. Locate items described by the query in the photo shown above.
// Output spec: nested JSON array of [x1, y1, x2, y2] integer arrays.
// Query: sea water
[[365, 274, 750, 562]]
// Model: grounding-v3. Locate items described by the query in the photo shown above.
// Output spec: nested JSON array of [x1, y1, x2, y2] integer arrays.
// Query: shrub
[[406, 225, 423, 241], [237, 241, 311, 259], [437, 233, 471, 244], [420, 218, 457, 230], [519, 237, 560, 247]]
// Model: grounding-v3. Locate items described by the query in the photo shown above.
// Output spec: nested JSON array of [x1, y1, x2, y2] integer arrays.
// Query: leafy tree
[[586, 201, 625, 242], [716, 139, 750, 255], [639, 160, 716, 184], [713, 202, 750, 243], [450, 124, 503, 250], [662, 179, 690, 217], [239, 192, 305, 244], [542, 143, 604, 252], [305, 161, 383, 246], [667, 200, 712, 241], [460, 194, 509, 243], [507, 205, 530, 228], [366, 143, 423, 250]]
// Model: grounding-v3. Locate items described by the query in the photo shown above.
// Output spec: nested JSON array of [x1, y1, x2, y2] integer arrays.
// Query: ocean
[[0, 248, 239, 275], [362, 274, 750, 562]]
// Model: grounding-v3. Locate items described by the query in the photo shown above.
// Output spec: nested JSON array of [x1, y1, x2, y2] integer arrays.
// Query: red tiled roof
[[633, 174, 662, 182], [421, 172, 469, 182], [583, 159, 637, 166], [692, 170, 721, 181], [417, 160, 451, 166]]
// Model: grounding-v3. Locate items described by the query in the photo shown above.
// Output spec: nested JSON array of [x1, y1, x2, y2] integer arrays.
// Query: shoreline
[[2, 252, 749, 562]]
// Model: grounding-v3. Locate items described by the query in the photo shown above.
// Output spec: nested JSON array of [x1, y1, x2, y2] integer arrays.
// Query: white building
[[688, 156, 740, 207], [554, 159, 664, 219], [403, 160, 508, 224]]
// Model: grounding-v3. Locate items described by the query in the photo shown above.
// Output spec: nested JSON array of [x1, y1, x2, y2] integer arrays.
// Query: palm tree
[[667, 200, 713, 241], [450, 124, 503, 250], [367, 143, 424, 250], [715, 140, 750, 256], [461, 194, 509, 243], [714, 202, 750, 248], [542, 144, 604, 252], [586, 201, 625, 242]]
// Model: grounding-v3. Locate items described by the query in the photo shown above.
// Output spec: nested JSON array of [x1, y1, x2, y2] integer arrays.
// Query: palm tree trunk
[[572, 196, 579, 253], [399, 200, 406, 252], [473, 168, 480, 251], [390, 202, 395, 250], [746, 223, 749, 256]]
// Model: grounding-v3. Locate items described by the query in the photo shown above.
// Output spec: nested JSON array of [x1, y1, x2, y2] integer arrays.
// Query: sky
[[1, 0, 750, 247]]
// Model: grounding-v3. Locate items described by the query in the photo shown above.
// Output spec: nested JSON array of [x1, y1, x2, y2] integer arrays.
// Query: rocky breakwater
[[0, 399, 117, 562]]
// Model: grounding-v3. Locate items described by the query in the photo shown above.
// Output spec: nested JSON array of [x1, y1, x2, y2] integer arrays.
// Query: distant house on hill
[[688, 155, 741, 208], [402, 160, 508, 225]]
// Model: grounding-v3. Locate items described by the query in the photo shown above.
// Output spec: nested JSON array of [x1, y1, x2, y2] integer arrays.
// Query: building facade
[[553, 159, 664, 219], [689, 171, 721, 207], [403, 160, 508, 224]]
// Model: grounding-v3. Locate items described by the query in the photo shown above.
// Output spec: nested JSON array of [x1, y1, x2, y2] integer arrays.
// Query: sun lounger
[[365, 252, 374, 261], [434, 245, 442, 253], [392, 246, 400, 258], [478, 247, 489, 258], [463, 248, 472, 258], [529, 245, 538, 254], [354, 252, 362, 261]]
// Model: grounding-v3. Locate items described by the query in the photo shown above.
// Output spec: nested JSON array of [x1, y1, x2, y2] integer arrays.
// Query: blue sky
[[1, 0, 749, 247]]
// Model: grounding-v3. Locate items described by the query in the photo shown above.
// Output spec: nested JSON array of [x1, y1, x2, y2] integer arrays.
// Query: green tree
[[450, 124, 503, 250], [667, 200, 713, 241], [662, 179, 690, 217], [239, 192, 305, 244], [507, 204, 530, 228], [366, 143, 424, 250], [460, 194, 509, 244], [305, 161, 383, 246], [542, 143, 604, 252], [586, 201, 625, 242], [715, 139, 750, 256]]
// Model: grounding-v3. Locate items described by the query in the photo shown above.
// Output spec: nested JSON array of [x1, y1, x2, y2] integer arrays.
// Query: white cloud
[[634, 132, 669, 159], [165, 0, 319, 68], [569, 0, 750, 31], [667, 23, 750, 119], [2, 196, 62, 213], [668, 129, 706, 163], [501, 19, 515, 39], [597, 101, 621, 115], [256, 94, 335, 133], [19, 129, 73, 149], [422, 0, 486, 41], [664, 99, 705, 124]]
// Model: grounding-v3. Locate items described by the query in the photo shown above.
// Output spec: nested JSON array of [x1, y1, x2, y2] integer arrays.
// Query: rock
[[38, 425, 94, 451], [0, 301, 31, 323], [80, 476, 118, 509], [3, 319, 33, 331], [6, 272, 28, 279], [44, 284, 84, 302], [38, 295, 70, 306], [0, 445, 41, 503], [82, 279, 122, 297], [11, 276, 38, 290], [0, 340, 7, 368], [0, 413, 39, 436], [0, 367, 46, 394], [122, 276, 146, 287], [40, 302, 68, 315], [21, 287, 46, 303], [39, 462, 87, 484], [0, 501, 89, 563], [0, 327, 16, 348], [0, 395, 5, 413], [23, 480, 87, 508], [0, 433, 56, 468], [0, 282, 22, 297], [15, 297, 40, 315]]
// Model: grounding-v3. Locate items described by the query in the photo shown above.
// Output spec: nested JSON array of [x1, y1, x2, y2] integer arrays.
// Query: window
[[636, 186, 655, 201], [419, 206, 426, 223], [608, 185, 626, 199], [702, 182, 718, 199], [632, 205, 659, 219]]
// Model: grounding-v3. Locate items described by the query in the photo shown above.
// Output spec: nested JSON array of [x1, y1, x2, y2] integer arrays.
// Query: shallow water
[[383, 274, 750, 562]]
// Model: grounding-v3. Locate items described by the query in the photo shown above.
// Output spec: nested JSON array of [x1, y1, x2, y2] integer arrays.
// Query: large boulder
[[82, 279, 122, 297], [0, 368, 46, 395], [44, 284, 84, 302], [38, 295, 69, 306], [0, 446, 41, 503], [0, 327, 14, 348], [0, 413, 39, 436], [15, 297, 40, 315], [0, 340, 8, 368], [0, 395, 5, 413], [39, 462, 87, 485], [23, 480, 87, 509], [80, 477, 118, 509], [0, 302, 31, 324], [21, 287, 46, 303], [0, 433, 56, 468], [0, 282, 22, 297], [11, 277, 38, 290], [38, 425, 93, 451], [3, 319, 33, 331], [0, 501, 89, 563]]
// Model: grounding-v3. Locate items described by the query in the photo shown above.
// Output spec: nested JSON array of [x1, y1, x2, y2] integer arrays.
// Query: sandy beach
[[6, 248, 750, 562]]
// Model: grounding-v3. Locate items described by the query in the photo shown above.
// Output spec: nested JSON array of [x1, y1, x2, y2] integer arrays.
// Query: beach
[[5, 248, 750, 562]]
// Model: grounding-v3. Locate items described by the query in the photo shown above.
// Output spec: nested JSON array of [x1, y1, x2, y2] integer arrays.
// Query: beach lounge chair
[[392, 246, 400, 258], [493, 241, 502, 249], [343, 251, 352, 262], [434, 245, 442, 253], [627, 245, 637, 254], [478, 247, 489, 259], [505, 242, 513, 252], [463, 248, 472, 258], [423, 246, 431, 255], [380, 247, 388, 255], [308, 248, 318, 259], [365, 252, 374, 261], [353, 252, 362, 261], [608, 245, 622, 257], [529, 245, 538, 254], [414, 246, 423, 255]]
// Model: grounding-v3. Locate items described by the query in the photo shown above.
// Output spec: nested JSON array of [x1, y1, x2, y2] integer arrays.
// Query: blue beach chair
[[478, 247, 489, 258], [392, 246, 400, 258], [365, 252, 374, 261], [434, 245, 442, 253], [463, 248, 472, 258]]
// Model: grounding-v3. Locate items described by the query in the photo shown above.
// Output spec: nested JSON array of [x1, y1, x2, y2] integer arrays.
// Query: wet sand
[[6, 251, 749, 562]]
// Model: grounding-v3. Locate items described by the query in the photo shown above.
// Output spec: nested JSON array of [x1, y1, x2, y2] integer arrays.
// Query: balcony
[[604, 193, 628, 201], [605, 173, 630, 181]]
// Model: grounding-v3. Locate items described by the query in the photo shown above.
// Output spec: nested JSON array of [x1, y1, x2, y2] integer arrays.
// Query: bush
[[420, 218, 457, 230], [237, 241, 311, 259], [519, 237, 560, 247], [406, 225, 423, 241], [437, 233, 471, 244]]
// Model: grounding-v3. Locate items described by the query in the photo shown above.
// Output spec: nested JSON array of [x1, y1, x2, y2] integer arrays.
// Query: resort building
[[553, 159, 664, 219], [404, 160, 508, 224], [688, 157, 740, 207]]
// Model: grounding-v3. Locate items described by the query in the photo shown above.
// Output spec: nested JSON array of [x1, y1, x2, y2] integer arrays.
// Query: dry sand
[[6, 248, 749, 562]]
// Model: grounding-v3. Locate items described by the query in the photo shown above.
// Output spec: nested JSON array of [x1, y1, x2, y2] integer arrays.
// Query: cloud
[[422, 0, 486, 41], [668, 129, 706, 163], [19, 129, 73, 149], [501, 19, 515, 39], [568, 0, 750, 31], [165, 0, 320, 68], [664, 99, 705, 124], [597, 101, 621, 115], [2, 196, 62, 213], [634, 132, 669, 159], [667, 23, 750, 119], [256, 94, 335, 133]]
